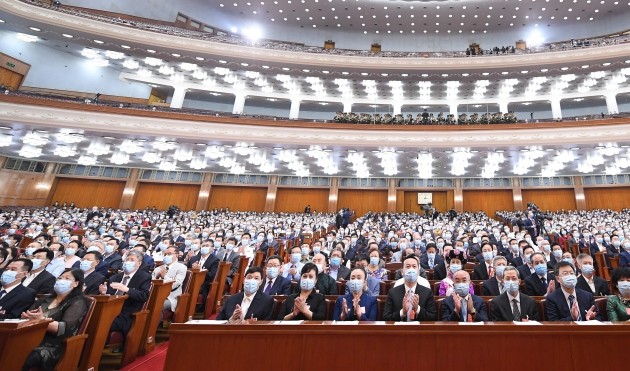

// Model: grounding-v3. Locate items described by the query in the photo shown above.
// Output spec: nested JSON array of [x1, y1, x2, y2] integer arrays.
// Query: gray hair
[[126, 250, 144, 261], [503, 266, 520, 278], [492, 255, 507, 266]]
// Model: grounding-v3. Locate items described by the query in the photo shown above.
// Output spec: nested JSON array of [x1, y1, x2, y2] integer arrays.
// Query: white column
[[233, 94, 246, 115], [170, 86, 187, 109], [289, 99, 301, 120], [550, 99, 562, 120], [605, 94, 618, 115], [498, 101, 509, 114], [392, 103, 402, 115], [449, 102, 458, 117], [343, 101, 352, 113]]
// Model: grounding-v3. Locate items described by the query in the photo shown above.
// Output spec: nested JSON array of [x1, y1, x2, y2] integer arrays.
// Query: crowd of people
[[0, 204, 629, 368], [333, 111, 519, 125], [23, 0, 630, 59]]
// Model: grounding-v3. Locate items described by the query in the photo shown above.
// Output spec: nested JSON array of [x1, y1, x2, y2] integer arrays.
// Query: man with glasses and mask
[[482, 256, 508, 296], [546, 261, 599, 321], [0, 258, 36, 320], [259, 255, 291, 295], [22, 248, 56, 295], [383, 255, 436, 321], [491, 266, 539, 321], [80, 251, 105, 295]]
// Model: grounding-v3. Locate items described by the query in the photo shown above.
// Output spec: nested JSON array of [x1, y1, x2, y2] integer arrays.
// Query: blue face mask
[[214, 241, 222, 249], [482, 252, 493, 261], [330, 257, 341, 267], [300, 278, 315, 291], [266, 267, 279, 279], [403, 268, 418, 283], [534, 263, 547, 276], [618, 281, 630, 296], [64, 248, 76, 256], [291, 253, 301, 264], [581, 264, 595, 275], [200, 247, 210, 255], [369, 257, 379, 266], [347, 279, 363, 294], [1, 270, 18, 285], [25, 247, 37, 256], [184, 240, 192, 246], [163, 255, 173, 265], [503, 280, 519, 294], [454, 282, 470, 297], [54, 279, 74, 295], [449, 264, 462, 274], [80, 260, 93, 272], [562, 274, 577, 289], [427, 253, 436, 260], [243, 279, 259, 295], [123, 261, 136, 273], [495, 265, 506, 277], [31, 258, 43, 271], [390, 242, 398, 248]]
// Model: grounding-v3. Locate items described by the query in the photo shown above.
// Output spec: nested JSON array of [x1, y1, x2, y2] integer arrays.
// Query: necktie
[[429, 259, 434, 269], [488, 266, 494, 278], [264, 280, 273, 294], [115, 276, 130, 296], [0, 289, 6, 299], [460, 298, 468, 322], [223, 252, 229, 262], [499, 282, 504, 294], [512, 299, 521, 321], [569, 294, 582, 321], [540, 277, 547, 289]]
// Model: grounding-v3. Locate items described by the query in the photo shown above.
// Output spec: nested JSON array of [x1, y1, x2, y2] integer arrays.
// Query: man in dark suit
[[383, 255, 436, 321], [188, 242, 219, 307], [22, 248, 56, 295], [328, 249, 350, 281], [259, 255, 291, 295], [491, 266, 539, 321], [472, 244, 495, 281], [102, 239, 123, 274], [521, 212, 537, 238], [295, 254, 338, 295], [216, 238, 240, 284], [420, 244, 444, 270], [217, 267, 274, 323], [516, 246, 535, 279], [0, 259, 36, 320], [441, 270, 489, 322], [482, 256, 508, 296], [524, 252, 556, 297], [505, 239, 524, 267], [81, 251, 106, 295], [575, 253, 610, 296], [99, 250, 151, 337], [546, 261, 598, 321]]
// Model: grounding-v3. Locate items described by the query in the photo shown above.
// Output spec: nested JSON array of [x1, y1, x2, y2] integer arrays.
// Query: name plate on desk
[[273, 320, 304, 325], [186, 320, 227, 325], [574, 320, 611, 325]]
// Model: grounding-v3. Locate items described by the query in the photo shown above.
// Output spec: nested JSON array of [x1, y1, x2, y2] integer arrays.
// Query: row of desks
[[166, 321, 628, 370]]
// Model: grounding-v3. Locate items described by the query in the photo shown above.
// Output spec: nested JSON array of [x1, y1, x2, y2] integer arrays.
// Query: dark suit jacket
[[546, 287, 598, 321], [524, 272, 556, 296], [433, 263, 447, 281], [517, 264, 533, 280], [103, 253, 123, 272], [278, 291, 326, 320], [258, 276, 292, 296], [84, 271, 105, 295], [420, 254, 444, 270], [472, 261, 490, 281], [576, 275, 610, 296], [216, 291, 274, 321], [620, 251, 630, 267], [334, 265, 351, 281], [188, 253, 219, 294], [506, 253, 524, 267], [106, 270, 152, 318], [441, 294, 489, 322], [23, 269, 55, 295], [383, 284, 436, 321], [491, 292, 539, 321], [0, 284, 36, 320], [482, 277, 501, 296], [95, 261, 109, 277]]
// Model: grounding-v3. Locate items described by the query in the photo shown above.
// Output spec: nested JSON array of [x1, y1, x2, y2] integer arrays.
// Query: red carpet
[[120, 342, 168, 371]]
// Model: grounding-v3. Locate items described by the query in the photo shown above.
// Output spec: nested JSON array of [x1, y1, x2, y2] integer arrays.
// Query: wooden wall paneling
[[462, 190, 514, 216], [50, 178, 125, 208], [395, 190, 405, 212], [401, 191, 449, 214], [274, 188, 329, 213], [0, 171, 48, 207], [521, 189, 577, 212], [132, 182, 200, 210], [207, 186, 267, 212], [337, 189, 388, 215], [584, 187, 630, 211], [0, 67, 24, 90]]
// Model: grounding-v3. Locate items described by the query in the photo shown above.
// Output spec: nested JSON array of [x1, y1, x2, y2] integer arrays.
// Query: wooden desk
[[0, 319, 51, 370], [166, 321, 629, 370], [79, 295, 127, 371]]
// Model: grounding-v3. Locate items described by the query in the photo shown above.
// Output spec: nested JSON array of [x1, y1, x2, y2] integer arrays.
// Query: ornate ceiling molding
[[3, 0, 630, 71]]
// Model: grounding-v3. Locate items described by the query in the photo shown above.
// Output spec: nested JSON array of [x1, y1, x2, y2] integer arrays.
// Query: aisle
[[119, 342, 168, 371]]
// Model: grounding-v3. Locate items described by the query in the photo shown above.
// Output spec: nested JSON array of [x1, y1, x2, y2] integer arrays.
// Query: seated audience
[[327, 248, 350, 281], [217, 266, 273, 323], [482, 256, 508, 296], [259, 255, 292, 295], [439, 257, 473, 296], [0, 258, 36, 320], [491, 266, 539, 321], [420, 243, 443, 270], [472, 243, 495, 280], [575, 253, 610, 296], [80, 251, 105, 295], [278, 263, 326, 320], [282, 246, 304, 281], [383, 255, 436, 321], [22, 269, 89, 371], [606, 267, 630, 321], [441, 270, 488, 322], [333, 267, 377, 321], [22, 248, 56, 295], [366, 248, 388, 281], [152, 247, 187, 316], [352, 255, 381, 295], [524, 252, 556, 297], [546, 261, 598, 321], [188, 240, 219, 307]]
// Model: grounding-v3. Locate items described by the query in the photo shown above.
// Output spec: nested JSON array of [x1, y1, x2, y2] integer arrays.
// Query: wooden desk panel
[[0, 319, 51, 370], [166, 322, 628, 371]]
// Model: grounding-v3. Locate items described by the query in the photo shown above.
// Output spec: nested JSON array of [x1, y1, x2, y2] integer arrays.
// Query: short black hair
[[301, 262, 318, 276], [355, 254, 369, 264], [245, 266, 263, 277], [403, 254, 420, 265], [611, 267, 630, 291], [553, 260, 575, 276], [265, 255, 282, 265], [84, 251, 103, 262], [33, 248, 54, 261], [14, 258, 33, 272]]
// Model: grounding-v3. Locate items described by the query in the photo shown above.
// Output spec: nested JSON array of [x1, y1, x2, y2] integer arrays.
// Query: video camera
[[527, 203, 551, 220]]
